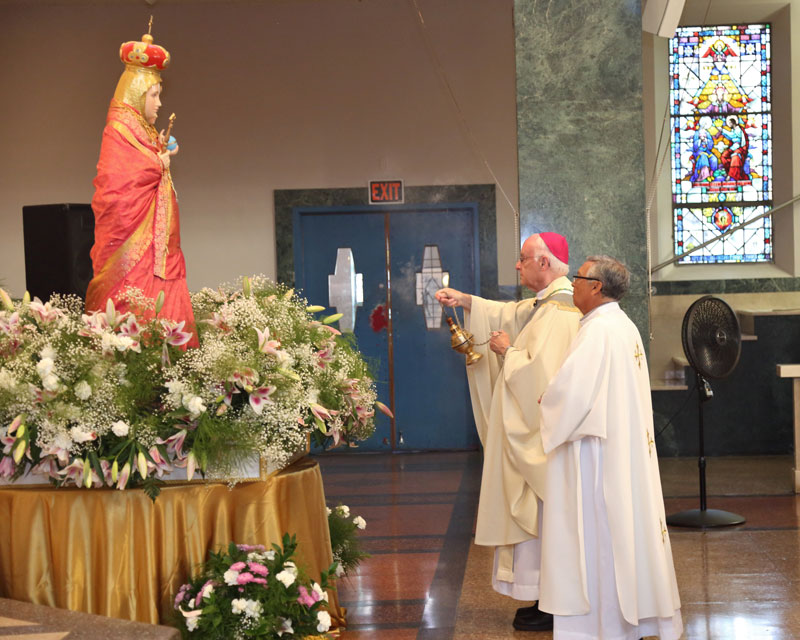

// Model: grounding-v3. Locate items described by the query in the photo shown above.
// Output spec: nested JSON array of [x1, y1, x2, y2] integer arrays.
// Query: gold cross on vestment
[[634, 343, 643, 369], [647, 430, 655, 457], [660, 519, 667, 543]]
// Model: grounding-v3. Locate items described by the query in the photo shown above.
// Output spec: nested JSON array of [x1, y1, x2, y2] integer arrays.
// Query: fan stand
[[666, 371, 746, 528]]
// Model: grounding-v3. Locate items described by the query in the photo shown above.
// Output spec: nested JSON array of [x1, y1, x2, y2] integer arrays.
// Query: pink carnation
[[252, 577, 267, 585], [237, 544, 266, 552], [229, 561, 246, 572], [248, 562, 269, 576], [236, 572, 255, 585], [297, 585, 316, 607]]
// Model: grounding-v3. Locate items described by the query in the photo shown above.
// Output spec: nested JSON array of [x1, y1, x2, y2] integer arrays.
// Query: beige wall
[[0, 0, 520, 297]]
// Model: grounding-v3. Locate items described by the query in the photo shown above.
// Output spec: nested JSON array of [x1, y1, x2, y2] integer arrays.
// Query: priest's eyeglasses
[[572, 275, 602, 283]]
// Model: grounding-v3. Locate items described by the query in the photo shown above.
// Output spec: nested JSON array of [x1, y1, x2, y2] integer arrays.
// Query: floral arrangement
[[173, 533, 337, 638], [327, 504, 369, 576], [0, 277, 391, 497]]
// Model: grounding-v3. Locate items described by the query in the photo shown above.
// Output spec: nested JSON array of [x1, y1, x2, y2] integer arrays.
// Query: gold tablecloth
[[0, 456, 342, 626]]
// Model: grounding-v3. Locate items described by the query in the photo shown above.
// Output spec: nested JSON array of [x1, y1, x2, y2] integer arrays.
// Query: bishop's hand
[[435, 288, 472, 311], [489, 331, 511, 356]]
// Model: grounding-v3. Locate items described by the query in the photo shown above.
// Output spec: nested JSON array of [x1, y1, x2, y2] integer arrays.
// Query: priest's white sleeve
[[539, 321, 608, 454]]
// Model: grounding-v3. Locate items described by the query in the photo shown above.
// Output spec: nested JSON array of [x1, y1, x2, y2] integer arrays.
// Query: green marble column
[[514, 0, 649, 338]]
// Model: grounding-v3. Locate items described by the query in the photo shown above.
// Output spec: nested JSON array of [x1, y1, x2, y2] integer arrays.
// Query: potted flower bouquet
[[0, 277, 391, 498]]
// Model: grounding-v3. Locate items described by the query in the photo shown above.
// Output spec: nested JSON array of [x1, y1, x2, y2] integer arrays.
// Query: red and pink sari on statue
[[85, 99, 198, 347]]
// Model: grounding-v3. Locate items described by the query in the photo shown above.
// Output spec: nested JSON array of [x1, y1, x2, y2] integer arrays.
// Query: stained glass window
[[669, 24, 773, 263]]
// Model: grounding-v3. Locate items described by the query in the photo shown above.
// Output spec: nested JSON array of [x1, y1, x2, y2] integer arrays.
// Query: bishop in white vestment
[[436, 233, 581, 630], [539, 256, 683, 640]]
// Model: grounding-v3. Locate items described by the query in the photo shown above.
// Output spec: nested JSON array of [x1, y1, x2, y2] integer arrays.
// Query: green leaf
[[88, 451, 105, 481], [141, 476, 162, 502]]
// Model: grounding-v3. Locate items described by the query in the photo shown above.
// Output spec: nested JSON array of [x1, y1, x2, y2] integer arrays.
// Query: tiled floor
[[317, 452, 800, 639]]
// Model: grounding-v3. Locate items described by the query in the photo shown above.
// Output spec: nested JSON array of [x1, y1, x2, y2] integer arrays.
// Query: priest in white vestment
[[436, 233, 581, 632], [539, 255, 683, 640]]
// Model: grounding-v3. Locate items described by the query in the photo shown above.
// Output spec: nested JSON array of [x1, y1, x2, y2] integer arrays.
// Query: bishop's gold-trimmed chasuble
[[464, 276, 581, 594]]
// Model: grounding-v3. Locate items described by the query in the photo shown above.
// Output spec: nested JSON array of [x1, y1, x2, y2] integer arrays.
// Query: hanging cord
[[702, 0, 714, 25], [440, 301, 492, 346], [655, 376, 698, 441], [407, 0, 521, 293], [645, 100, 673, 342]]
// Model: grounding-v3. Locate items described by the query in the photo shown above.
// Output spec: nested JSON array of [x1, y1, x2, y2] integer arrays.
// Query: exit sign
[[369, 180, 404, 204]]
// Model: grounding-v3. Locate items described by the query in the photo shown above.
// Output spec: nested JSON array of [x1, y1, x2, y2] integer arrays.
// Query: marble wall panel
[[514, 0, 649, 337]]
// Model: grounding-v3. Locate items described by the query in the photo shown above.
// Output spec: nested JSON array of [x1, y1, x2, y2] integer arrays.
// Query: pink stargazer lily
[[249, 386, 276, 415], [0, 311, 20, 336], [223, 386, 241, 407], [1, 433, 16, 456], [375, 401, 394, 418], [0, 456, 15, 478], [147, 446, 173, 477], [310, 403, 338, 422], [39, 443, 70, 466], [317, 346, 335, 369], [29, 297, 65, 323], [119, 314, 143, 338], [161, 319, 193, 347], [355, 405, 375, 424], [6, 415, 23, 436], [173, 450, 198, 481], [30, 457, 61, 480], [159, 429, 188, 460], [79, 310, 111, 336], [117, 461, 131, 490], [58, 459, 86, 487], [324, 424, 344, 447], [201, 311, 232, 333], [255, 327, 281, 355], [229, 368, 259, 389]]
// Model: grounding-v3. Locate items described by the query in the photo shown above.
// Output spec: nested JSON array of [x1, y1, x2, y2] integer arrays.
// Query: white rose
[[201, 583, 214, 599], [111, 420, 129, 437], [353, 515, 366, 530], [264, 550, 276, 561], [42, 374, 60, 392], [74, 381, 92, 400], [40, 345, 56, 361], [36, 357, 55, 378], [326, 507, 332, 516], [275, 570, 296, 588], [0, 369, 17, 391], [334, 563, 345, 578], [166, 380, 186, 394], [100, 332, 116, 353], [244, 599, 262, 619], [336, 505, 350, 518], [231, 598, 247, 615], [312, 582, 329, 603], [316, 610, 332, 633], [186, 616, 199, 632], [113, 334, 135, 351], [223, 570, 239, 586], [183, 395, 206, 419], [70, 426, 96, 443]]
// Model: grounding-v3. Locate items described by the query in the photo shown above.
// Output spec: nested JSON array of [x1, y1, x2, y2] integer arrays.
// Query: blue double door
[[293, 205, 479, 451]]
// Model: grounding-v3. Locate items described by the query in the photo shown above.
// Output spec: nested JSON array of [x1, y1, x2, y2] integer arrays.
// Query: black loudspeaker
[[22, 204, 95, 301]]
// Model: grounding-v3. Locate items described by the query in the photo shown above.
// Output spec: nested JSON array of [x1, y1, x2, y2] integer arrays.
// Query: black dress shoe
[[512, 601, 553, 631]]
